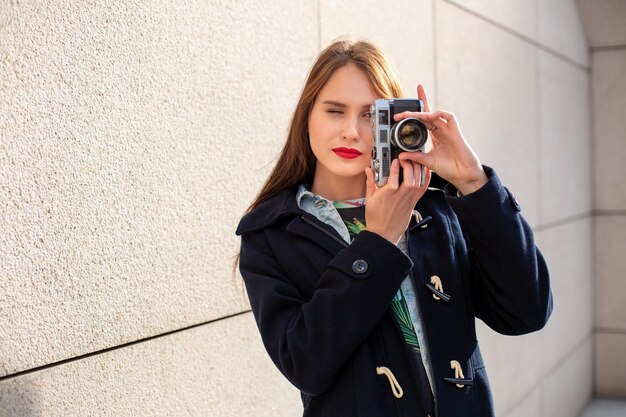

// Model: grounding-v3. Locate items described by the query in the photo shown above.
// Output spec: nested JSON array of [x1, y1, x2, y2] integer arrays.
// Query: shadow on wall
[[0, 377, 39, 417]]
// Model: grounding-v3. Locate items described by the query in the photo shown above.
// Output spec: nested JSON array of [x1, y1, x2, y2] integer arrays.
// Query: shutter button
[[352, 259, 369, 274]]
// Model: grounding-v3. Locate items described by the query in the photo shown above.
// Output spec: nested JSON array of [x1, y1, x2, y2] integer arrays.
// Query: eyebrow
[[321, 100, 371, 110]]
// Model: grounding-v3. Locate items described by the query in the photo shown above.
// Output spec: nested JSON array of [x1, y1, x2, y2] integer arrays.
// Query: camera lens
[[391, 118, 427, 151]]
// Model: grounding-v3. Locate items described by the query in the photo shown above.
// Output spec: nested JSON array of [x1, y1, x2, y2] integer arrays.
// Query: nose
[[341, 116, 359, 142]]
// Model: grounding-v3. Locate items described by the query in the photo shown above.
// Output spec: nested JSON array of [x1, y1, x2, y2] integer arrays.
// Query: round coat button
[[512, 196, 521, 210], [352, 259, 369, 274], [506, 189, 522, 212]]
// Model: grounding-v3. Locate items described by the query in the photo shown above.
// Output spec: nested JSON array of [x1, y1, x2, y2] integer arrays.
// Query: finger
[[398, 151, 433, 171], [393, 111, 446, 132], [400, 159, 415, 188], [393, 111, 416, 121], [387, 158, 400, 190], [415, 111, 448, 130], [417, 84, 431, 112], [425, 118, 445, 133], [430, 110, 458, 130], [410, 165, 431, 205], [421, 166, 432, 189], [412, 161, 422, 188], [364, 167, 376, 199]]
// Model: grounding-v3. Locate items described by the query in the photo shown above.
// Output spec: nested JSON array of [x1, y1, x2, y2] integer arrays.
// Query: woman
[[235, 39, 552, 417]]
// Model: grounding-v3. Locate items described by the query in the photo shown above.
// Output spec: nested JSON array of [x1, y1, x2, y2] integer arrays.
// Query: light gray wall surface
[[578, 0, 626, 399], [0, 0, 317, 376], [1, 1, 613, 416]]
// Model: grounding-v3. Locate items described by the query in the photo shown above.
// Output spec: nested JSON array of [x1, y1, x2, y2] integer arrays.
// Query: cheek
[[309, 117, 338, 145], [360, 121, 373, 145], [307, 114, 321, 152]]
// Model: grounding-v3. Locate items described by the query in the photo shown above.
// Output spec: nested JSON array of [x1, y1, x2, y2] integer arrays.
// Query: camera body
[[370, 98, 428, 186]]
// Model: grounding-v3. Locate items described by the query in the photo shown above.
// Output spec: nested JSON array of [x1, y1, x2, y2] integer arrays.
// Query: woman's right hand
[[364, 158, 431, 245]]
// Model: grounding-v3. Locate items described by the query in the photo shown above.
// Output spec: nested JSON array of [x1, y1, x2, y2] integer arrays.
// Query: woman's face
[[308, 63, 377, 184]]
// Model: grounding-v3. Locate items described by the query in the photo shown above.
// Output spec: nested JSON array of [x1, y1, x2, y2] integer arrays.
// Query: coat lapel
[[285, 215, 347, 256]]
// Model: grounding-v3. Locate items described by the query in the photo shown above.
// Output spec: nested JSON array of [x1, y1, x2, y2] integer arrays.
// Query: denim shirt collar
[[296, 184, 351, 244]]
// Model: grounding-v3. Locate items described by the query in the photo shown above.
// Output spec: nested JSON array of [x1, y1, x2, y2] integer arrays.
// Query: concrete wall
[[0, 1, 600, 416], [438, 2, 594, 416], [578, 0, 626, 400]]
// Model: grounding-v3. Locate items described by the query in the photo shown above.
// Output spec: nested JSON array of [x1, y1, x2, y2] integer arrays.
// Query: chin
[[315, 157, 368, 182], [333, 168, 368, 179]]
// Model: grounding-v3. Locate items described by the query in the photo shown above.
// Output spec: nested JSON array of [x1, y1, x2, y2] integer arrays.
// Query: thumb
[[364, 167, 376, 200]]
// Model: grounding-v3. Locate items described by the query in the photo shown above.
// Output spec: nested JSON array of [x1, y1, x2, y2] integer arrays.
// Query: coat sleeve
[[239, 229, 412, 395], [444, 166, 553, 335]]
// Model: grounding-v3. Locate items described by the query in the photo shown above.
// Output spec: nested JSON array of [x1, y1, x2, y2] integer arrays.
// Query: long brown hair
[[246, 39, 404, 213]]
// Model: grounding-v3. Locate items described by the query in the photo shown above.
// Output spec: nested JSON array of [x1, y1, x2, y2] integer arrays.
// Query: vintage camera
[[370, 98, 428, 186]]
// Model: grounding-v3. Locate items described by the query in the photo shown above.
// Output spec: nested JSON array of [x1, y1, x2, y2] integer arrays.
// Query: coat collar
[[235, 172, 449, 236], [235, 186, 304, 236]]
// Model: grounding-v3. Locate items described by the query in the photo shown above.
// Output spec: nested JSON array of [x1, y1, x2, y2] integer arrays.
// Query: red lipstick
[[332, 147, 363, 159]]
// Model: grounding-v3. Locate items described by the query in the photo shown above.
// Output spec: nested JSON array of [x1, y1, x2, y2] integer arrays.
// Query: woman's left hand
[[394, 84, 488, 195]]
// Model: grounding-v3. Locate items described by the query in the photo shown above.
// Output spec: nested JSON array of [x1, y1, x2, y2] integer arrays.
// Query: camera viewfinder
[[379, 110, 389, 125]]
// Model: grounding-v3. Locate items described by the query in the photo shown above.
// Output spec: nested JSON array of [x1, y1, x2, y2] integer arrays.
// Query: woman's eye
[[362, 112, 372, 119], [327, 109, 343, 114]]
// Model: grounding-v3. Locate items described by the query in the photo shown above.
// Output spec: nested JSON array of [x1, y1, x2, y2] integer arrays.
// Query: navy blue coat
[[236, 166, 552, 417]]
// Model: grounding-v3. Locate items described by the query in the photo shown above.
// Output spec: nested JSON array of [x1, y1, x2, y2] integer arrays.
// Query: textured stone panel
[[444, 0, 538, 41], [448, 0, 588, 67], [596, 333, 626, 398], [538, 0, 589, 67], [501, 387, 541, 417], [595, 216, 626, 330], [538, 49, 591, 225], [542, 338, 593, 417], [0, 0, 318, 376], [592, 50, 626, 210], [534, 219, 593, 372], [578, 0, 626, 47], [319, 0, 434, 102], [476, 321, 543, 416], [0, 313, 302, 417], [477, 218, 593, 414], [437, 0, 540, 227]]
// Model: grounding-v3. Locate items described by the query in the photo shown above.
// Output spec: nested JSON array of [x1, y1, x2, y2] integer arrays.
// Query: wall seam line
[[595, 327, 626, 335], [593, 210, 626, 216], [498, 332, 593, 416], [0, 309, 253, 382], [441, 0, 590, 73], [532, 210, 626, 232], [591, 45, 626, 53], [534, 211, 592, 232], [542, 332, 593, 382]]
